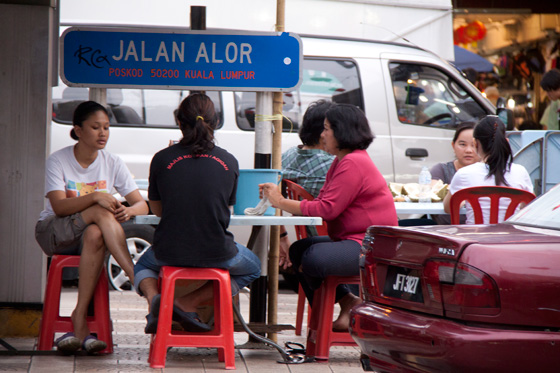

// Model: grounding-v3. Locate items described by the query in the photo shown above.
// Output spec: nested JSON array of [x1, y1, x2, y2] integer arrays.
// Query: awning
[[452, 45, 494, 72]]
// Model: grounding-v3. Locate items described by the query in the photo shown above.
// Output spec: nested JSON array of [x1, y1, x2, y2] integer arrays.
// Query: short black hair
[[299, 100, 332, 146], [518, 120, 542, 131], [540, 69, 560, 91], [325, 104, 374, 151], [462, 68, 478, 85], [452, 122, 476, 142]]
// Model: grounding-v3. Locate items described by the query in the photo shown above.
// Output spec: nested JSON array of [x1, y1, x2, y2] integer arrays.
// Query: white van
[[51, 32, 501, 184]]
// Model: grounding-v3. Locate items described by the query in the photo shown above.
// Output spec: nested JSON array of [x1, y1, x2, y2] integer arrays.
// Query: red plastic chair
[[148, 266, 235, 369], [37, 255, 113, 353], [305, 275, 361, 361], [450, 186, 536, 224], [284, 180, 360, 359], [284, 180, 328, 336]]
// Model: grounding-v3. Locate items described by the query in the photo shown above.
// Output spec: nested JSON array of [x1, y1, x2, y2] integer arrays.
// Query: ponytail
[[473, 116, 512, 186], [176, 93, 217, 155]]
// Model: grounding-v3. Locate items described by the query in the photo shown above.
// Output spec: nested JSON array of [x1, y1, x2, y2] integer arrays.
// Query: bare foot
[[332, 293, 361, 332], [174, 281, 213, 313]]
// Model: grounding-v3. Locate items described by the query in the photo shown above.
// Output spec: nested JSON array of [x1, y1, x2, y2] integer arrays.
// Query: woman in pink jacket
[[261, 104, 397, 331]]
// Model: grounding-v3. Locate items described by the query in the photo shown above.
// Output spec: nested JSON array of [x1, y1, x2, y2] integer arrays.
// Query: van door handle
[[406, 148, 428, 160]]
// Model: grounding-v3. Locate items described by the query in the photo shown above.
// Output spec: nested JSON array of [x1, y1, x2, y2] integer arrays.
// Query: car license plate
[[383, 266, 424, 303]]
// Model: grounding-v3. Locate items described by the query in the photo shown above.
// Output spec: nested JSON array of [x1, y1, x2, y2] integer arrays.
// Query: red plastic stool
[[148, 266, 235, 369], [37, 255, 113, 353], [306, 275, 360, 360], [295, 284, 311, 336]]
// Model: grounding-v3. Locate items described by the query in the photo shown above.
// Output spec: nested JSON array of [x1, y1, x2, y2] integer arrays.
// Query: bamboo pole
[[267, 0, 285, 343]]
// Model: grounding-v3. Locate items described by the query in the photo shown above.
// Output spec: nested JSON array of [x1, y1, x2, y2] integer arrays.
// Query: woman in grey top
[[430, 123, 479, 224]]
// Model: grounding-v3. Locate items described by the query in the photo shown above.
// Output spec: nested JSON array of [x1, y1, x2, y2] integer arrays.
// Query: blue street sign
[[60, 27, 302, 91]]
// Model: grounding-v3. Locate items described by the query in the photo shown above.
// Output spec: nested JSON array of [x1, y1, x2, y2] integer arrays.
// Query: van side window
[[234, 58, 363, 132], [390, 63, 486, 129], [52, 82, 223, 128]]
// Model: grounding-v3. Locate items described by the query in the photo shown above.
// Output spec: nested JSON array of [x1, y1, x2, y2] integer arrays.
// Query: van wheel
[[106, 222, 155, 291]]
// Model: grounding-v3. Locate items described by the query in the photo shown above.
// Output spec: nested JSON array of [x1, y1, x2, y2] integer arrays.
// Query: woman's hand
[[258, 182, 303, 216], [443, 190, 452, 213], [113, 204, 131, 223], [93, 192, 122, 213], [279, 236, 292, 270], [259, 182, 284, 207]]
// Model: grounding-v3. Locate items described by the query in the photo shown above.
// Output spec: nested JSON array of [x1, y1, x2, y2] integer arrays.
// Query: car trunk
[[361, 224, 560, 328]]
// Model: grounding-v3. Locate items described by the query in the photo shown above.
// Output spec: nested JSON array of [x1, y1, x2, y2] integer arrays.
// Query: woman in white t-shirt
[[443, 115, 533, 224], [35, 101, 148, 353]]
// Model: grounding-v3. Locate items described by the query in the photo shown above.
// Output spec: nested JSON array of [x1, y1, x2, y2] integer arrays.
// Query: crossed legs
[[81, 205, 135, 282], [71, 205, 135, 342], [71, 224, 106, 342]]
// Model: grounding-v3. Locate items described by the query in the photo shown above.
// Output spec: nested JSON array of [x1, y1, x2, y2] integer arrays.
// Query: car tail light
[[360, 262, 377, 299], [424, 260, 500, 315]]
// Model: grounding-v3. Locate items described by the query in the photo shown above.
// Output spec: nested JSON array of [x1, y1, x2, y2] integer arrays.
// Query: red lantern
[[454, 25, 468, 44], [465, 21, 486, 42], [476, 21, 487, 40]]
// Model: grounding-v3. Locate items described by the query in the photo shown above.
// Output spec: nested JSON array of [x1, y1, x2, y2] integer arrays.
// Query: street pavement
[[0, 286, 363, 372]]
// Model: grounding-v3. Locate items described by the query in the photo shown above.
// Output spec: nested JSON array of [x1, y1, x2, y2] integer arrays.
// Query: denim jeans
[[134, 242, 261, 296]]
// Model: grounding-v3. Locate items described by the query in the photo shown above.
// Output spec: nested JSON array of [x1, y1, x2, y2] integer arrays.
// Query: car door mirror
[[497, 107, 514, 130]]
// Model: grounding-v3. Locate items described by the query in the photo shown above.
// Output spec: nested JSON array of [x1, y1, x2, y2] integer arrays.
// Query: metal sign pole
[[89, 88, 106, 106]]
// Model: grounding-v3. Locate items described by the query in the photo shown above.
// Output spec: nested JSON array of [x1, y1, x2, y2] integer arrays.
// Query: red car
[[350, 184, 560, 372]]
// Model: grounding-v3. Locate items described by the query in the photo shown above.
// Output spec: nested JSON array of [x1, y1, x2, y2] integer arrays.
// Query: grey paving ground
[[0, 287, 363, 372]]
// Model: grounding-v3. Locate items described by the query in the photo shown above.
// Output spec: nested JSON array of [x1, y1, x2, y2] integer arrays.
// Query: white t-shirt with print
[[39, 146, 138, 221], [449, 162, 533, 224]]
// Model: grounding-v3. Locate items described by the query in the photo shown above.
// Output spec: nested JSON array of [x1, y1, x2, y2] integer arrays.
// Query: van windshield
[[390, 62, 487, 129], [234, 58, 363, 132]]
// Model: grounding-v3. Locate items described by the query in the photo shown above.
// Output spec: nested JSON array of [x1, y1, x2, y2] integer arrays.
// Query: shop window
[[390, 62, 487, 129], [234, 58, 363, 132]]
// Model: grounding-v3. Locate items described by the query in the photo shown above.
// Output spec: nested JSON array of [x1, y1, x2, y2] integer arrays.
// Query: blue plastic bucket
[[234, 169, 282, 216]]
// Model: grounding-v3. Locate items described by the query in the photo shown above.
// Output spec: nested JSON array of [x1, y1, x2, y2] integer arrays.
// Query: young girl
[[443, 116, 533, 224], [35, 101, 148, 353], [430, 122, 479, 224]]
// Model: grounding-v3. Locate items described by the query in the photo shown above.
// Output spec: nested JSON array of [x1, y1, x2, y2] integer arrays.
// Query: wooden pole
[[267, 0, 285, 342]]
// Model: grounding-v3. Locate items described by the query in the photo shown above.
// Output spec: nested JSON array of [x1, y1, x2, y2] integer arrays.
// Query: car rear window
[[506, 184, 560, 231]]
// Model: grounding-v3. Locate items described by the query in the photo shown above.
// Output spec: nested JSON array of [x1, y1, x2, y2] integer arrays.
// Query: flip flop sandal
[[144, 294, 186, 333], [82, 335, 107, 354], [173, 308, 212, 332], [144, 294, 161, 334], [55, 332, 81, 354]]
